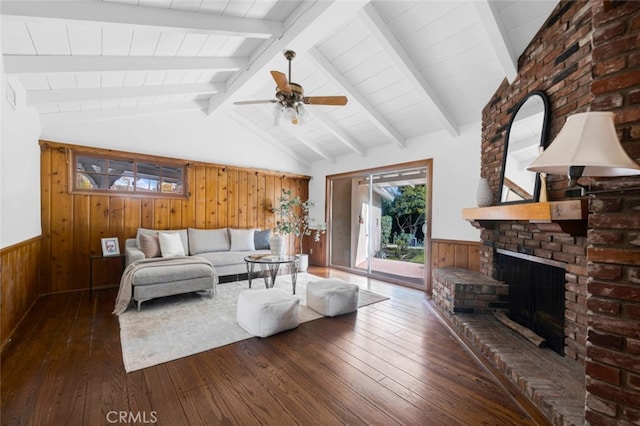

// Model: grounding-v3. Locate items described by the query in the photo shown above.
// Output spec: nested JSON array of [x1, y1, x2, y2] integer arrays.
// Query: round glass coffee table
[[244, 254, 298, 294]]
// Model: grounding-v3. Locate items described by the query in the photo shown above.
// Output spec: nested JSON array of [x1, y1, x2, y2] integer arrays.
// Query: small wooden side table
[[89, 254, 126, 299]]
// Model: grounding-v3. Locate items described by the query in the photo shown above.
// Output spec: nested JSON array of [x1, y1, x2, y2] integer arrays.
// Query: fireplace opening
[[496, 249, 566, 355]]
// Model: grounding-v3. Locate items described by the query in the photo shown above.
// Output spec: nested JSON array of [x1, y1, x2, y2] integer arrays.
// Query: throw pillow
[[158, 232, 186, 258], [254, 229, 271, 250], [137, 228, 188, 254], [139, 233, 161, 258], [229, 228, 255, 251], [188, 228, 230, 254], [136, 227, 157, 249]]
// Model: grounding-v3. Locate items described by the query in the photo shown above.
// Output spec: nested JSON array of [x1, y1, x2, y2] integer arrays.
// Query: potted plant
[[272, 189, 326, 271]]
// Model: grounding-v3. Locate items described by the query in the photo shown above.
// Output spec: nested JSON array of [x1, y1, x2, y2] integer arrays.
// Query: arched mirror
[[498, 90, 550, 204]]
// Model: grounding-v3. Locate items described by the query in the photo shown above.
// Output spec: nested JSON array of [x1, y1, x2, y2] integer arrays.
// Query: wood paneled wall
[[431, 239, 480, 272], [40, 141, 309, 294], [1, 236, 41, 349]]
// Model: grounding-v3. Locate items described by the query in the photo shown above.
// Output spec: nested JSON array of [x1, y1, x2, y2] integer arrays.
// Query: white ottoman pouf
[[306, 278, 359, 317], [236, 289, 300, 337]]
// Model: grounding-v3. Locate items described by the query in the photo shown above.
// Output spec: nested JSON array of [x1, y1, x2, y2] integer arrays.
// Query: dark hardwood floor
[[1, 267, 548, 425]]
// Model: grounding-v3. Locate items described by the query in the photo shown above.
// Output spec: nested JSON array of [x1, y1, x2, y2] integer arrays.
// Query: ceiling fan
[[233, 50, 348, 125]]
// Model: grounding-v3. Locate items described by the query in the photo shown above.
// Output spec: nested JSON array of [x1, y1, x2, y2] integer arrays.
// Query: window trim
[[70, 149, 189, 199]]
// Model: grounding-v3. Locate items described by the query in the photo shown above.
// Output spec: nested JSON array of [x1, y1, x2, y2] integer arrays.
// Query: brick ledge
[[427, 301, 585, 426]]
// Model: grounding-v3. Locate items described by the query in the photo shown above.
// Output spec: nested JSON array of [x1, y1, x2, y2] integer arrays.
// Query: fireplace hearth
[[496, 249, 566, 355]]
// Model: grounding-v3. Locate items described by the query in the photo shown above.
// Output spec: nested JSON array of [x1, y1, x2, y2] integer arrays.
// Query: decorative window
[[72, 152, 186, 198]]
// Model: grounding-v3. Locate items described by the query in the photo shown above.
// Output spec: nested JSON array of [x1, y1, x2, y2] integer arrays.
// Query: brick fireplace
[[468, 1, 640, 424], [496, 249, 567, 355], [475, 221, 589, 361]]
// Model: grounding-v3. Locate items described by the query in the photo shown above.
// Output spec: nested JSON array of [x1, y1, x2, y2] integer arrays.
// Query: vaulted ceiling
[[1, 0, 558, 166]]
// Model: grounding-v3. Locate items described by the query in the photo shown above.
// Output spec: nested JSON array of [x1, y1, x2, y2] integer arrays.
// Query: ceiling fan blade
[[233, 100, 277, 105], [270, 71, 291, 93], [303, 96, 348, 106]]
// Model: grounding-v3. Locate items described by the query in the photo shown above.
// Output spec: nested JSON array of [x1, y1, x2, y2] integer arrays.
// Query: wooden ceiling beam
[[0, 1, 281, 39], [27, 83, 224, 105], [473, 0, 518, 83], [358, 3, 459, 137], [3, 55, 247, 74], [38, 100, 208, 125]]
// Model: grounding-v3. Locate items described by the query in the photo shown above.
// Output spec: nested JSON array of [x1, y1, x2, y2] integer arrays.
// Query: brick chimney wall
[[480, 1, 640, 423], [586, 1, 640, 424], [480, 0, 593, 363]]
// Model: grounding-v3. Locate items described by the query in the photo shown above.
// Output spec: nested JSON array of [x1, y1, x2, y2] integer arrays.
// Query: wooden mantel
[[462, 199, 588, 222]]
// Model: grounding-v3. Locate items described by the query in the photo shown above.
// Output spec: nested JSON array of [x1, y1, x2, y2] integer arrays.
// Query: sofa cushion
[[139, 233, 161, 258], [254, 229, 271, 250], [230, 228, 255, 251], [131, 262, 214, 286], [196, 250, 269, 268], [159, 232, 186, 257], [137, 228, 188, 254], [188, 228, 229, 254]]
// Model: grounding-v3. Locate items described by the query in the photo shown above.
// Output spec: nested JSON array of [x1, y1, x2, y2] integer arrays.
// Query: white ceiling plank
[[473, 0, 518, 83], [26, 82, 225, 105], [123, 71, 148, 87], [1, 1, 282, 39], [75, 73, 102, 89], [66, 23, 102, 55], [163, 71, 187, 85], [307, 107, 366, 157], [250, 105, 334, 162], [101, 71, 126, 88], [144, 71, 168, 86], [39, 100, 209, 125], [227, 111, 311, 168], [154, 31, 185, 56], [207, 0, 370, 116], [25, 22, 70, 55], [129, 28, 163, 56], [17, 74, 50, 90], [358, 3, 459, 137], [307, 46, 406, 149], [278, 122, 335, 163], [46, 74, 76, 90], [3, 55, 248, 74], [1, 21, 37, 54], [176, 33, 209, 57], [102, 26, 134, 56]]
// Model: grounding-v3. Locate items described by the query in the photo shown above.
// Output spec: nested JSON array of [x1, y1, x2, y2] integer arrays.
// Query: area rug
[[117, 273, 388, 372]]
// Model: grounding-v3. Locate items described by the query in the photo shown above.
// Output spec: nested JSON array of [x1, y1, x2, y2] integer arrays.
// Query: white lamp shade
[[527, 111, 640, 176]]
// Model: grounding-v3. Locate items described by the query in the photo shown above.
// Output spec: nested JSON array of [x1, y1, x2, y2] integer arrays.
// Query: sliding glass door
[[327, 160, 432, 289]]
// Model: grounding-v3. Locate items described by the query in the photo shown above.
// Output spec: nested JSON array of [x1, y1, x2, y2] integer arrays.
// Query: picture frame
[[101, 237, 120, 256]]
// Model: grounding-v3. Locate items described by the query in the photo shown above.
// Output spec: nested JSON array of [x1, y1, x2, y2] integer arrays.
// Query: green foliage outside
[[382, 185, 426, 239], [378, 185, 426, 264], [380, 215, 392, 246]]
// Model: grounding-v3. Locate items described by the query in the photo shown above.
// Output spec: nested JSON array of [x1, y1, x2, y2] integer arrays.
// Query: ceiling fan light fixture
[[284, 105, 298, 124], [296, 104, 308, 125]]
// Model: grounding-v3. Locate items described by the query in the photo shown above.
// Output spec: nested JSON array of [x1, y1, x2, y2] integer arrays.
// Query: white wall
[[41, 110, 309, 176], [0, 71, 43, 249], [309, 123, 482, 242]]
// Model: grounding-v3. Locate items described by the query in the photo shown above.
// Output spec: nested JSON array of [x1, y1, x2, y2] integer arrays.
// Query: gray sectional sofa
[[123, 227, 271, 309]]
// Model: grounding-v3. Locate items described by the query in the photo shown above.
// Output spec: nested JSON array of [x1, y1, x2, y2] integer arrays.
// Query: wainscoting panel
[[40, 141, 309, 294], [431, 239, 481, 272], [1, 236, 41, 349]]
